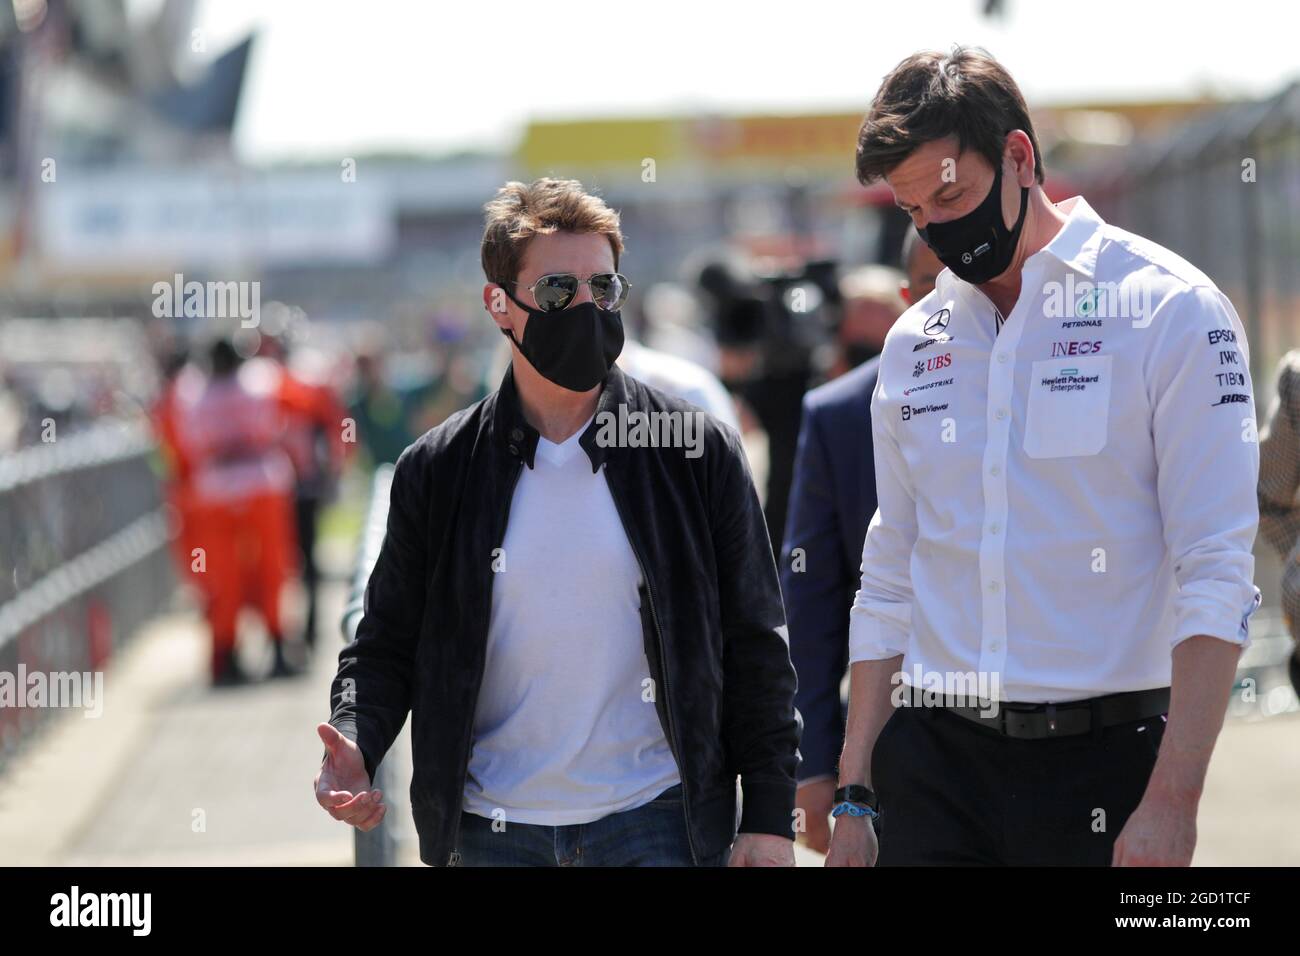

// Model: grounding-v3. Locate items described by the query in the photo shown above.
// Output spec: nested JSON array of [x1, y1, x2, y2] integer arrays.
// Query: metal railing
[[341, 463, 398, 866], [0, 420, 174, 768]]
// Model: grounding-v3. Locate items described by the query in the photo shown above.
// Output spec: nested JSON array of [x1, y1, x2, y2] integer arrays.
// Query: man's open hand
[[315, 722, 386, 831]]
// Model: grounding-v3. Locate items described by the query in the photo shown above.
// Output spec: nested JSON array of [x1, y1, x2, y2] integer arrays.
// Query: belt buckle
[[999, 701, 1036, 737], [996, 706, 1011, 735]]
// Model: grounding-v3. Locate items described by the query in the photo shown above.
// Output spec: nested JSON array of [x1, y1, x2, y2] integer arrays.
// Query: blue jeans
[[450, 784, 730, 867]]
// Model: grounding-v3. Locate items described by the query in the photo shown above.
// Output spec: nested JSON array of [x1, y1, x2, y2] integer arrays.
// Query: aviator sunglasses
[[507, 272, 631, 313]]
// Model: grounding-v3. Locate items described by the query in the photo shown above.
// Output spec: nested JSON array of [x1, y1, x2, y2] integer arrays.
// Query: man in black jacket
[[314, 177, 800, 867]]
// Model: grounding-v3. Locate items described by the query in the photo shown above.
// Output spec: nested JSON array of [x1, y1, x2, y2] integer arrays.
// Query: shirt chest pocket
[[1022, 354, 1113, 458]]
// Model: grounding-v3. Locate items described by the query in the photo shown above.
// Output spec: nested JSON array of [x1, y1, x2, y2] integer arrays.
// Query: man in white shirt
[[825, 46, 1260, 867]]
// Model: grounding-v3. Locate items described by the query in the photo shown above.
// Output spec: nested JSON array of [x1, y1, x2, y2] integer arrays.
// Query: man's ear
[[1006, 130, 1036, 187], [483, 284, 511, 327]]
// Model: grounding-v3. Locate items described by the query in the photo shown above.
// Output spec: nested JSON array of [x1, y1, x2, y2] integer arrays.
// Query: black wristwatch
[[833, 784, 878, 812]]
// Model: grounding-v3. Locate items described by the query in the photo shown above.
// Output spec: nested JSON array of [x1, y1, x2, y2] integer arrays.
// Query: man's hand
[[728, 832, 795, 867], [1111, 635, 1239, 866], [795, 779, 835, 854], [1112, 789, 1197, 866], [315, 722, 387, 831], [824, 813, 878, 867]]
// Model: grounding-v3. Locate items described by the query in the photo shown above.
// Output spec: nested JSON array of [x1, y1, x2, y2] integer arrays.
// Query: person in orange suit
[[151, 343, 200, 576], [174, 339, 303, 685], [250, 335, 351, 649]]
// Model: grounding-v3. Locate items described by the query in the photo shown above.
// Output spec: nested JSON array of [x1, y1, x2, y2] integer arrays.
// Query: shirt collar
[[1033, 195, 1104, 279], [934, 194, 1105, 298], [493, 362, 629, 473]]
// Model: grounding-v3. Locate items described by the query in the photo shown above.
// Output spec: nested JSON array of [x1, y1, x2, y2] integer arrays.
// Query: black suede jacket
[[328, 363, 801, 866]]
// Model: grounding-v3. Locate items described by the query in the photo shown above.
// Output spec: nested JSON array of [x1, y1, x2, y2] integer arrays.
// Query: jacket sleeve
[[328, 443, 429, 783], [779, 397, 850, 783], [1258, 354, 1300, 557], [712, 424, 802, 839], [848, 376, 917, 662], [1147, 285, 1261, 649]]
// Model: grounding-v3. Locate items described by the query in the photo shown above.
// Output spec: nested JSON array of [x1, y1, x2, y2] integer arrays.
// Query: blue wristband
[[831, 800, 879, 819]]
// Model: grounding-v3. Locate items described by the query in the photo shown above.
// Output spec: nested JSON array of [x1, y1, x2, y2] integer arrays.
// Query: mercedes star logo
[[923, 308, 951, 335]]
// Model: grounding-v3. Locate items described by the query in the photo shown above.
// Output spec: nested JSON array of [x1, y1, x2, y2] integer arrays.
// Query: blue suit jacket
[[779, 358, 880, 782]]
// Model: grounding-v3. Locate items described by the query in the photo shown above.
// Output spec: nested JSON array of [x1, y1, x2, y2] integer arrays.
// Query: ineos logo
[[923, 308, 951, 335]]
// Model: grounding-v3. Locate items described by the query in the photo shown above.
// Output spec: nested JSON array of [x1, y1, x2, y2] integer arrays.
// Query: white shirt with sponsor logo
[[849, 196, 1261, 702]]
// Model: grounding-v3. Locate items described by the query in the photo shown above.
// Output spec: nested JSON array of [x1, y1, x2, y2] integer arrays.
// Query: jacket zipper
[[604, 464, 700, 865], [447, 456, 525, 865]]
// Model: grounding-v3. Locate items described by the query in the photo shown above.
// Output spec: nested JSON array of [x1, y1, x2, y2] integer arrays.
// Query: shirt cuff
[[1172, 587, 1261, 652], [848, 604, 910, 663]]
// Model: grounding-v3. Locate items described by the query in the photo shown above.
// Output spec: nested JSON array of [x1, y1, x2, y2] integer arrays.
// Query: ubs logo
[[923, 308, 951, 335], [913, 353, 952, 377]]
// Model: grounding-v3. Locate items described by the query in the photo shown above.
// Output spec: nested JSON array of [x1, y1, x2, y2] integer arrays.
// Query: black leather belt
[[941, 687, 1170, 739]]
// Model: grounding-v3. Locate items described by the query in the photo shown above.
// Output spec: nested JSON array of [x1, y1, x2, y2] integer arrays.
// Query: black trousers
[[872, 703, 1166, 866]]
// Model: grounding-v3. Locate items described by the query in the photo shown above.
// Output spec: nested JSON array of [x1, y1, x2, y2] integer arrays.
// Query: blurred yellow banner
[[518, 112, 864, 174]]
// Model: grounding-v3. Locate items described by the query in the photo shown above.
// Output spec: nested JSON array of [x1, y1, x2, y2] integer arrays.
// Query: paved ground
[[0, 545, 361, 867], [1, 542, 1296, 867]]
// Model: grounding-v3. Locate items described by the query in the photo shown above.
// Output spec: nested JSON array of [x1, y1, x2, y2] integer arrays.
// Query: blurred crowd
[[0, 230, 931, 689]]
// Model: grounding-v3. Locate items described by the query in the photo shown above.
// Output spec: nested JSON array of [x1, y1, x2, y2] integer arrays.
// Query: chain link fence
[[0, 420, 174, 768]]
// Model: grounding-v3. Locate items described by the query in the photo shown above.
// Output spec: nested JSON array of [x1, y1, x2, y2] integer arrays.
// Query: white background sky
[[136, 0, 1300, 162]]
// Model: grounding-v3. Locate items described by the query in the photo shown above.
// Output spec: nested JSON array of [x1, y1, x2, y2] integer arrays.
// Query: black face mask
[[500, 287, 624, 392], [916, 160, 1029, 284]]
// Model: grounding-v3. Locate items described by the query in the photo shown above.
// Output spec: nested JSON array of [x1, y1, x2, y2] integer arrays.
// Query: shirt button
[[989, 523, 1000, 534], [990, 642, 1001, 652], [988, 581, 1000, 593], [995, 408, 1007, 420], [997, 353, 1008, 364], [990, 465, 1001, 476]]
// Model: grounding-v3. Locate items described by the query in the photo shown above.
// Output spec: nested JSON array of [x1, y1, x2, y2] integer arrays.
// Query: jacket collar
[[493, 361, 630, 473]]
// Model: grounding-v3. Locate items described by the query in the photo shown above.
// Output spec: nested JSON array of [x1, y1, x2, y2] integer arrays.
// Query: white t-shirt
[[462, 415, 681, 825]]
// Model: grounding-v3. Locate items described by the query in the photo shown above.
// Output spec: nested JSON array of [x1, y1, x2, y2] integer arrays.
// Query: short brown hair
[[855, 46, 1045, 186], [480, 178, 625, 287]]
